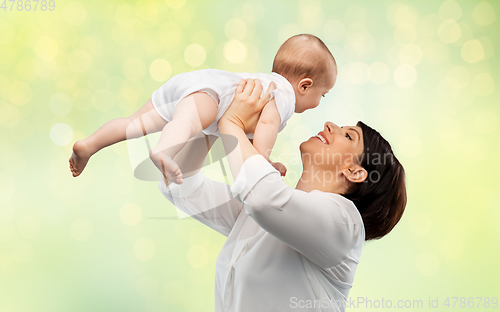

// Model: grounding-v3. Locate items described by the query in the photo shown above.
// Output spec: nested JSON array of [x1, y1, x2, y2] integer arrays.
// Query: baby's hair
[[272, 34, 336, 84]]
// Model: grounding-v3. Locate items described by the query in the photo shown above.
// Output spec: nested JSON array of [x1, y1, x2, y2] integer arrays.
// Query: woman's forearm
[[218, 120, 260, 181]]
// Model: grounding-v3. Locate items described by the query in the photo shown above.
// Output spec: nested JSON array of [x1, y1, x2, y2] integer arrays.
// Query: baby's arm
[[252, 99, 287, 176]]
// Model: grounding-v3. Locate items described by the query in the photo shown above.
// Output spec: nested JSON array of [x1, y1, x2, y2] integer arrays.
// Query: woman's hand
[[219, 78, 276, 134]]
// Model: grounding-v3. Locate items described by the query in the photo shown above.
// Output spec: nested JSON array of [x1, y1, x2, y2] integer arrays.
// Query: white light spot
[[68, 50, 91, 73], [92, 90, 115, 112], [438, 19, 461, 44], [368, 62, 390, 85], [348, 62, 369, 85], [149, 59, 171, 83], [439, 0, 462, 21], [120, 203, 142, 226], [446, 66, 470, 89], [12, 240, 34, 263], [399, 44, 423, 66], [50, 123, 74, 146], [394, 64, 417, 88], [399, 134, 421, 158], [134, 238, 156, 261], [323, 20, 345, 43], [43, 202, 67, 225], [472, 2, 496, 26], [461, 39, 484, 63], [416, 253, 440, 276], [35, 36, 59, 60], [223, 40, 247, 64], [225, 18, 247, 40], [187, 245, 209, 268], [70, 218, 93, 241], [63, 2, 87, 26], [49, 93, 73, 116], [471, 73, 494, 96], [184, 44, 206, 67]]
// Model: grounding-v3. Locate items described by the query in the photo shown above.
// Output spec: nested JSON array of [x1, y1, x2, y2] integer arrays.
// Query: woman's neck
[[295, 166, 349, 194]]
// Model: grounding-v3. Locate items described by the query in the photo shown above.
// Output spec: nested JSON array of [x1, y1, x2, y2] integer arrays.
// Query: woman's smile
[[314, 131, 329, 144]]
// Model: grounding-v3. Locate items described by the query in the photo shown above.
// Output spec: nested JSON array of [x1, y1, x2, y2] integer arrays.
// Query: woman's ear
[[297, 78, 313, 95], [342, 166, 367, 183]]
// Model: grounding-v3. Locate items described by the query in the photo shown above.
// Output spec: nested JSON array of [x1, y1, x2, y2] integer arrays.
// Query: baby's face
[[295, 71, 336, 113]]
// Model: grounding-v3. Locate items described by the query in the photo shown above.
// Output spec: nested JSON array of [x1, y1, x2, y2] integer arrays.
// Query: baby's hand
[[271, 162, 287, 177]]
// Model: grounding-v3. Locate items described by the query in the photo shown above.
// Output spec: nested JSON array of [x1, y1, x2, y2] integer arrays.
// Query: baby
[[69, 34, 337, 183]]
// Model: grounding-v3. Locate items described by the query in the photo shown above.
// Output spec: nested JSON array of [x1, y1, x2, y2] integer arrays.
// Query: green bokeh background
[[1, 0, 499, 311]]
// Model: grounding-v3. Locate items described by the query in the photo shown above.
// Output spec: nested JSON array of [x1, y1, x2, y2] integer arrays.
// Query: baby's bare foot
[[69, 140, 92, 177], [150, 151, 183, 184]]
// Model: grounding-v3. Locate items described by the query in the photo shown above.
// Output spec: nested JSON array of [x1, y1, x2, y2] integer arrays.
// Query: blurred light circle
[[63, 2, 87, 26], [149, 59, 172, 82], [159, 22, 182, 46], [0, 173, 15, 202], [18, 212, 40, 239], [120, 203, 142, 226], [399, 44, 423, 66], [12, 240, 34, 263], [184, 44, 206, 67], [134, 238, 157, 261], [393, 23, 417, 44], [386, 3, 419, 26], [477, 36, 494, 60], [225, 18, 247, 40], [416, 253, 440, 276], [0, 21, 14, 44], [8, 82, 32, 106], [123, 58, 146, 82], [68, 49, 91, 73], [446, 66, 470, 89], [49, 93, 73, 116], [474, 110, 498, 134], [439, 0, 462, 21], [43, 202, 67, 225], [165, 0, 186, 9], [368, 62, 390, 85], [324, 20, 345, 43], [70, 218, 93, 241], [137, 276, 159, 299], [298, 0, 323, 31], [424, 41, 450, 64], [346, 30, 376, 57], [0, 225, 16, 243], [471, 73, 494, 96], [437, 117, 461, 143], [399, 134, 421, 158], [92, 90, 115, 112], [461, 39, 484, 63], [50, 123, 74, 146], [80, 36, 103, 58], [35, 36, 59, 60], [187, 245, 209, 268], [348, 62, 369, 85], [409, 212, 431, 235], [437, 19, 461, 44], [33, 57, 58, 78], [223, 40, 247, 64], [115, 4, 137, 28], [278, 24, 301, 44], [440, 237, 463, 260], [394, 64, 417, 88], [464, 138, 488, 162], [472, 2, 496, 26], [0, 104, 20, 128]]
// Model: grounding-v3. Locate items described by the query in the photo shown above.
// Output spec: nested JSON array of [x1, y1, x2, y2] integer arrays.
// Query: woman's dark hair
[[343, 121, 407, 241]]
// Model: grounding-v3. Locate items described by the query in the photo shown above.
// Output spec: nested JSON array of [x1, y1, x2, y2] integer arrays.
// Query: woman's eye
[[322, 95, 325, 98], [346, 133, 352, 140]]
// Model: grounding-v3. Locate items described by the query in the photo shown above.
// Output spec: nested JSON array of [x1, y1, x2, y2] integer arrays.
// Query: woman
[[159, 79, 406, 311]]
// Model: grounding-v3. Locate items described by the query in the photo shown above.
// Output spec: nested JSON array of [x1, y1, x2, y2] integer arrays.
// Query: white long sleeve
[[159, 154, 365, 312]]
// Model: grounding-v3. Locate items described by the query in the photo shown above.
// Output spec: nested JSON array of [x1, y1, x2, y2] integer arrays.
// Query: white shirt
[[159, 155, 365, 312], [151, 69, 296, 138]]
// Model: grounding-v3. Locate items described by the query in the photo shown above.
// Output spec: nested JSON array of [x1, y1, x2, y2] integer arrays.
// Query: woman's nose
[[324, 122, 339, 134]]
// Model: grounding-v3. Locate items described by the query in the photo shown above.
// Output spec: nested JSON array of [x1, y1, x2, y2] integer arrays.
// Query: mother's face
[[299, 122, 364, 172]]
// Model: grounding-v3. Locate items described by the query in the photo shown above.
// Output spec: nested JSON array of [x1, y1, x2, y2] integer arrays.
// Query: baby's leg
[[149, 92, 217, 183], [69, 98, 166, 177]]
